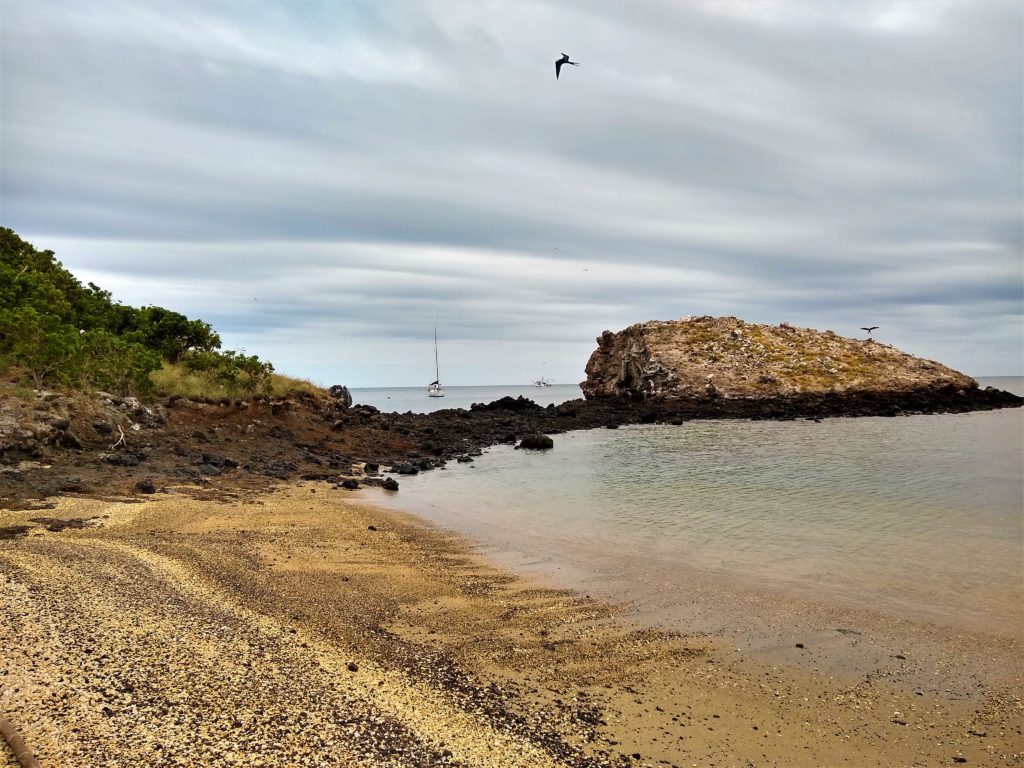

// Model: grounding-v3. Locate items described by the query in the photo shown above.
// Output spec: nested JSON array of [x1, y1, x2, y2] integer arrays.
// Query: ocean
[[363, 378, 1024, 645], [349, 383, 584, 413]]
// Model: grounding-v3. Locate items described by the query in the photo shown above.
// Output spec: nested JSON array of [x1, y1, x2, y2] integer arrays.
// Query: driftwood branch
[[109, 425, 126, 450], [0, 716, 42, 768]]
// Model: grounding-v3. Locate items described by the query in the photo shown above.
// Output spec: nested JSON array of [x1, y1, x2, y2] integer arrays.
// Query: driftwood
[[109, 424, 126, 450], [0, 716, 42, 768]]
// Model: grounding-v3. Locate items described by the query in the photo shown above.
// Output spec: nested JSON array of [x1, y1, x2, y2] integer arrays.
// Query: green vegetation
[[0, 228, 295, 399]]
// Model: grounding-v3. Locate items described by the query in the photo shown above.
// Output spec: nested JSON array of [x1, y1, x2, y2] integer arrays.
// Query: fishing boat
[[533, 377, 553, 387], [427, 319, 444, 397]]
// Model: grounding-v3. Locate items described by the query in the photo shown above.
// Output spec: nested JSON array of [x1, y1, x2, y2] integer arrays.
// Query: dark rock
[[329, 385, 353, 408], [58, 431, 83, 449], [201, 453, 240, 469], [339, 479, 359, 490], [346, 662, 359, 672], [517, 434, 554, 450], [105, 452, 140, 467], [382, 477, 399, 491], [363, 462, 379, 473], [259, 461, 297, 479], [367, 525, 377, 531], [471, 396, 542, 412], [393, 462, 419, 475], [135, 478, 157, 494], [30, 517, 95, 532]]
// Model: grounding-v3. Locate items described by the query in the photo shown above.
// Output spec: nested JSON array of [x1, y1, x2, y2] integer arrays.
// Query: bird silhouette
[[555, 53, 578, 79], [861, 326, 879, 334]]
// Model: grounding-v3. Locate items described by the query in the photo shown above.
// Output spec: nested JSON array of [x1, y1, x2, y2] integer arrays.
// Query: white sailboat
[[427, 319, 444, 397]]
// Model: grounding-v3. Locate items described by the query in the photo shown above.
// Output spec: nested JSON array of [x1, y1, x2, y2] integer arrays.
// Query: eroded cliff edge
[[582, 316, 992, 401]]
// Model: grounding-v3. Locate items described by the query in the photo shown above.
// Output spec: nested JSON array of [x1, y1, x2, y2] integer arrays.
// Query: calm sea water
[[350, 383, 583, 413], [369, 378, 1024, 639]]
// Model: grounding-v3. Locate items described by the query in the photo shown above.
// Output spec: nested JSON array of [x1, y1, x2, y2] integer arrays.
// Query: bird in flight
[[861, 326, 879, 334], [555, 53, 578, 79]]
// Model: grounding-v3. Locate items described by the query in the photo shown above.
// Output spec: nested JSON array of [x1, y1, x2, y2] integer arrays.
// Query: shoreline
[[3, 484, 1022, 766], [372, 480, 1024, 706]]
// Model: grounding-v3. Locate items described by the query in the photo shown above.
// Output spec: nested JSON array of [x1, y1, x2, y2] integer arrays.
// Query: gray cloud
[[2, 0, 1020, 386]]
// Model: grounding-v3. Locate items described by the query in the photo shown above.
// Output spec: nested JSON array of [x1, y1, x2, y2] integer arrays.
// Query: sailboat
[[427, 318, 444, 397]]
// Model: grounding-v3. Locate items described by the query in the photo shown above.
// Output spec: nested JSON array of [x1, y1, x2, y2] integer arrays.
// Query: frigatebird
[[555, 53, 578, 79], [861, 326, 879, 334]]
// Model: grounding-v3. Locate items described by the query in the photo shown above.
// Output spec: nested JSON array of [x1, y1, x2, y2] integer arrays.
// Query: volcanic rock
[[517, 434, 554, 450]]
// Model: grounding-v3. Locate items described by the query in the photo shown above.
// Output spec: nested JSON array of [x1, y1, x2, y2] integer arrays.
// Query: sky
[[2, 0, 1021, 387]]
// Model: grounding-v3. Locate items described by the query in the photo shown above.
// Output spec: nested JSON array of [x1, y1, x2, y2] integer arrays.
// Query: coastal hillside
[[582, 316, 977, 401], [0, 228, 280, 399]]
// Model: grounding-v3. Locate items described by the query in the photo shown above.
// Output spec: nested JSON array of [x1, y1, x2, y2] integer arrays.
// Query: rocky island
[[582, 315, 1018, 412]]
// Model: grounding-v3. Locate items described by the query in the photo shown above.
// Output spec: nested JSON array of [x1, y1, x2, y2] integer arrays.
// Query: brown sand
[[1, 484, 1021, 767]]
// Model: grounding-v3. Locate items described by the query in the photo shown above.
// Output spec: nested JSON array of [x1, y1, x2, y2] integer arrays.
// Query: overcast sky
[[2, 0, 1021, 386]]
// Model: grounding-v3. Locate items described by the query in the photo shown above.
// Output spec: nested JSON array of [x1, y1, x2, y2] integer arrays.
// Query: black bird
[[861, 326, 879, 334], [555, 53, 578, 79]]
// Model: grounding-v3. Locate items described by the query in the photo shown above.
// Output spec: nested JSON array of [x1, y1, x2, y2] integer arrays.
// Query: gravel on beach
[[2, 487, 1022, 767]]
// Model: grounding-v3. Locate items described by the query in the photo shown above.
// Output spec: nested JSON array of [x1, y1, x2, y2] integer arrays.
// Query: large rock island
[[582, 316, 1014, 406]]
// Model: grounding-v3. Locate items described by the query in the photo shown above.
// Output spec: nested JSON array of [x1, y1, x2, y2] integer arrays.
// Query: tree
[[80, 331, 162, 397], [0, 307, 84, 389], [124, 306, 221, 362]]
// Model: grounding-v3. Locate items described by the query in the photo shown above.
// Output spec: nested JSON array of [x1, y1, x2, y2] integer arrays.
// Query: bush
[[181, 349, 274, 396]]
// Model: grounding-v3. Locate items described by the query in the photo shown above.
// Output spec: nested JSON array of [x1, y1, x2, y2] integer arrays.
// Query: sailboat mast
[[434, 323, 440, 382]]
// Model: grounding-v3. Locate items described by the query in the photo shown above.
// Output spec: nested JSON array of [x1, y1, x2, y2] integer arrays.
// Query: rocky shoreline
[[1, 382, 1021, 509], [2, 381, 1022, 766]]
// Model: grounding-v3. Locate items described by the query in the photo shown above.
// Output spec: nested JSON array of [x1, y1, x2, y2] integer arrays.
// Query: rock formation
[[581, 316, 978, 401]]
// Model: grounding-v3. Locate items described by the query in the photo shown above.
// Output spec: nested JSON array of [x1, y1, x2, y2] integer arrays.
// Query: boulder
[[517, 434, 554, 450], [470, 396, 542, 412], [329, 385, 353, 408], [581, 316, 978, 402]]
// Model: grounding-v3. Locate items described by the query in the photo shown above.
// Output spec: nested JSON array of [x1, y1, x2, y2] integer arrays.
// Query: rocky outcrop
[[582, 316, 978, 401]]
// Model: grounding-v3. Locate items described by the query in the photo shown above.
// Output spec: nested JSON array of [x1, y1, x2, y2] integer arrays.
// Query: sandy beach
[[2, 483, 1021, 767]]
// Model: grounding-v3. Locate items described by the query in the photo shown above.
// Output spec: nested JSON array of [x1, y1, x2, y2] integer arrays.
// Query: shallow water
[[373, 377, 1024, 640]]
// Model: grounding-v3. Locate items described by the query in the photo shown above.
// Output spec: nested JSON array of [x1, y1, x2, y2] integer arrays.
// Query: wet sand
[[2, 484, 1022, 767]]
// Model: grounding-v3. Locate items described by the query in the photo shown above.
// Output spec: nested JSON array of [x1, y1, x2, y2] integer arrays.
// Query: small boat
[[533, 377, 553, 387], [427, 318, 444, 397]]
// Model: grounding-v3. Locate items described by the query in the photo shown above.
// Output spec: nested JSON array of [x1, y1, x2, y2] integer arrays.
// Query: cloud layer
[[3, 0, 1021, 385]]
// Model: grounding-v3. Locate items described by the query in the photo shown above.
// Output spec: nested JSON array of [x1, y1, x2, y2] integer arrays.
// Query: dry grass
[[150, 362, 327, 400]]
